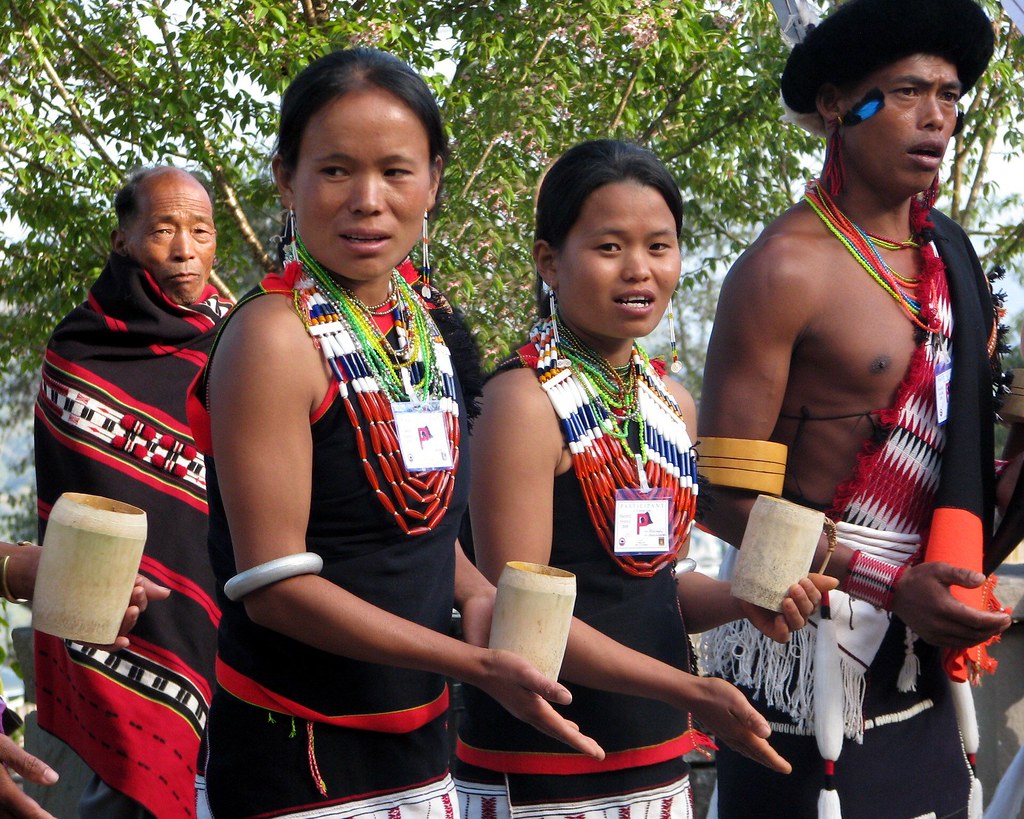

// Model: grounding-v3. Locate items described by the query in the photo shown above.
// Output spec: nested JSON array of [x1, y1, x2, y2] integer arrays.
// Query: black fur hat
[[781, 0, 994, 117]]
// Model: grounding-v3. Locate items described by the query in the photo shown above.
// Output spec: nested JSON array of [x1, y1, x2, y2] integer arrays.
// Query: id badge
[[934, 354, 952, 426], [613, 488, 672, 555], [392, 400, 453, 472]]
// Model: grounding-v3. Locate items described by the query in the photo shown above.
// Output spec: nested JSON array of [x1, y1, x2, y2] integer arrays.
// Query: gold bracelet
[[698, 464, 786, 496], [1, 550, 28, 605], [816, 519, 838, 574], [696, 437, 789, 496], [696, 436, 789, 463]]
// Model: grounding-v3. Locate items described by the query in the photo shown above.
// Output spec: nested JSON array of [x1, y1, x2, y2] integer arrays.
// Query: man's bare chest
[[787, 272, 928, 414]]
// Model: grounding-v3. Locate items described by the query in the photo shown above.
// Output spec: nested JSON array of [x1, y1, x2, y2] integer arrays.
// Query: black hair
[[534, 139, 683, 315], [114, 166, 214, 228], [275, 48, 449, 180], [781, 0, 994, 116]]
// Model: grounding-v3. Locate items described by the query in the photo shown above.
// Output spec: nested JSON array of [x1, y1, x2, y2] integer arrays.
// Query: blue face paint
[[843, 88, 885, 126]]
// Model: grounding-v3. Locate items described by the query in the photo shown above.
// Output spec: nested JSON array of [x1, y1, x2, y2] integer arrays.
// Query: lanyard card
[[934, 353, 952, 426], [392, 400, 453, 472], [613, 487, 672, 555]]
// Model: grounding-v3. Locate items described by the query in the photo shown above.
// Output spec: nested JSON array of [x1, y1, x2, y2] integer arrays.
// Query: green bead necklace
[[296, 236, 441, 402], [555, 315, 645, 457]]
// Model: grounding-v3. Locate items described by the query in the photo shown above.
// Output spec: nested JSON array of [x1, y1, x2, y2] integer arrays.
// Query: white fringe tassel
[[897, 626, 921, 693], [951, 680, 983, 819], [701, 617, 867, 742], [969, 779, 984, 819], [815, 596, 844, 819], [818, 788, 843, 819]]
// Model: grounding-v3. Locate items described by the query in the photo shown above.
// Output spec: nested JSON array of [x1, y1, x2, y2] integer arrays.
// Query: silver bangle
[[224, 553, 324, 602]]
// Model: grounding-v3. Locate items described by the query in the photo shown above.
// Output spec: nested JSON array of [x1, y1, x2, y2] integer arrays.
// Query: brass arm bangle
[[696, 437, 789, 496], [1, 545, 30, 605], [816, 519, 837, 575], [696, 437, 789, 463]]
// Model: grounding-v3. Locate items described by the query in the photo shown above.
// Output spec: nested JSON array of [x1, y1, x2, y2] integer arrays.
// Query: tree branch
[[452, 25, 561, 245], [640, 14, 741, 143], [156, 14, 271, 284], [20, 28, 119, 173], [662, 107, 750, 160], [963, 127, 997, 223], [0, 141, 69, 181], [298, 0, 318, 26], [53, 13, 121, 89], [610, 64, 640, 133], [453, 137, 499, 245]]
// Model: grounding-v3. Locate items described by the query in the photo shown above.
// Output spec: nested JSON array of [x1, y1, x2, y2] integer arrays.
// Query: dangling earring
[[419, 211, 432, 300], [280, 209, 297, 266], [283, 208, 296, 245], [822, 116, 845, 196], [667, 291, 682, 373], [546, 286, 570, 368]]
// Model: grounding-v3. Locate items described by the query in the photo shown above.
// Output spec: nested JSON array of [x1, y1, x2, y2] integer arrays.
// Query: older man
[[698, 1, 1015, 816], [33, 167, 231, 818]]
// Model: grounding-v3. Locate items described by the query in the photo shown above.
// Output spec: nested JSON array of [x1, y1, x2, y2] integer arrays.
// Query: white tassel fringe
[[969, 777, 984, 819], [951, 680, 982, 819], [815, 598, 844, 819], [897, 626, 921, 693], [818, 787, 843, 819]]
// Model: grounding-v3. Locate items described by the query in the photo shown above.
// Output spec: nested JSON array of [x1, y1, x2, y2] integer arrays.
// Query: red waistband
[[455, 728, 715, 775], [216, 656, 449, 733]]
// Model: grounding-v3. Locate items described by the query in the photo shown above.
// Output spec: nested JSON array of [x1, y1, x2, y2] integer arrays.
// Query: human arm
[[996, 451, 1024, 514], [890, 565, 1009, 646], [207, 298, 600, 757], [697, 225, 929, 612], [883, 261, 1013, 632], [0, 541, 168, 650], [0, 544, 63, 819], [677, 570, 832, 642], [107, 576, 171, 651], [468, 370, 791, 772], [0, 733, 59, 819], [699, 230, 1008, 644], [453, 541, 603, 758], [658, 380, 832, 639], [700, 246, 805, 546]]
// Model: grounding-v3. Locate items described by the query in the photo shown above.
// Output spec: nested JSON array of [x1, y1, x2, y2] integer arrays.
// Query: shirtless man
[[697, 0, 1014, 816]]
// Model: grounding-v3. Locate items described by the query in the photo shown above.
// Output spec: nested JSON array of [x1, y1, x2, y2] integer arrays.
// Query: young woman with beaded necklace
[[190, 49, 602, 818], [453, 140, 834, 818]]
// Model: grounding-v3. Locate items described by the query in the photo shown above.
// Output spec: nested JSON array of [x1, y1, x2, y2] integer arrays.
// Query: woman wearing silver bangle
[[189, 48, 600, 819]]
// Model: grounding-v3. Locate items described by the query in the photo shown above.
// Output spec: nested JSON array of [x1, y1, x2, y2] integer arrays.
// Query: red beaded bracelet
[[841, 550, 907, 611]]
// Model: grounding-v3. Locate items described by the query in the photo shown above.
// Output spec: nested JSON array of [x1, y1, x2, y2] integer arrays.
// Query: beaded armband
[[695, 437, 788, 496], [841, 550, 907, 611]]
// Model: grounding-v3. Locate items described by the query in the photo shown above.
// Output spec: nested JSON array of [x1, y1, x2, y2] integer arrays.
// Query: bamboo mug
[[489, 561, 576, 680], [731, 494, 824, 612], [33, 492, 148, 645]]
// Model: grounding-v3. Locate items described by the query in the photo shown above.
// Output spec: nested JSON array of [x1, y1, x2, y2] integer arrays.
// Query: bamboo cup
[[489, 561, 576, 680], [732, 494, 823, 612], [33, 492, 148, 645]]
